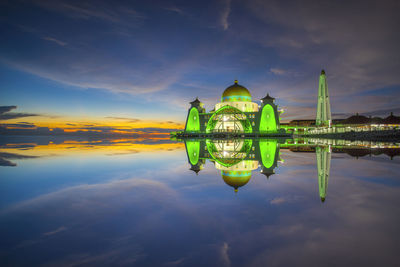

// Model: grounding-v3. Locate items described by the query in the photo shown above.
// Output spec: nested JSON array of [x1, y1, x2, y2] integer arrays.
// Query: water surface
[[1, 137, 399, 266]]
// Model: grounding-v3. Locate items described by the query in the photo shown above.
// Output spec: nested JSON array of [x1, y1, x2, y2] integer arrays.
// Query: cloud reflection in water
[[0, 138, 399, 266]]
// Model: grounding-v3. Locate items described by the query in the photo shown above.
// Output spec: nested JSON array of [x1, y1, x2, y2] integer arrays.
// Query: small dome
[[222, 80, 252, 102], [222, 171, 251, 192]]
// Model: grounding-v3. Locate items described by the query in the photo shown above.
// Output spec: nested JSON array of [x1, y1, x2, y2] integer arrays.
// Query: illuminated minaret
[[316, 70, 332, 126], [316, 146, 331, 202]]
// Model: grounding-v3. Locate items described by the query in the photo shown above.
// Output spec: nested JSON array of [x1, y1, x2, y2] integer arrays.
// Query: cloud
[[261, 0, 398, 88], [236, 0, 400, 117], [43, 226, 67, 236], [0, 158, 17, 167], [0, 113, 40, 120], [0, 152, 39, 167], [0, 123, 36, 128], [220, 242, 231, 267], [270, 68, 287, 76], [280, 106, 316, 121], [0, 106, 17, 114], [34, 0, 145, 24], [42, 36, 67, 46], [0, 106, 40, 120], [165, 257, 186, 265], [270, 197, 286, 205], [106, 149, 140, 156], [220, 0, 231, 30], [2, 57, 183, 95], [0, 178, 193, 265], [163, 6, 184, 15], [78, 125, 179, 135], [132, 127, 180, 134], [0, 152, 39, 159], [1, 1, 193, 96], [1, 0, 399, 119], [1, 147, 399, 266], [104, 116, 141, 123]]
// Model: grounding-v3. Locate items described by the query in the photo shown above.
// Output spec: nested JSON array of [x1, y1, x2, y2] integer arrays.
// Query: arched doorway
[[206, 105, 252, 133]]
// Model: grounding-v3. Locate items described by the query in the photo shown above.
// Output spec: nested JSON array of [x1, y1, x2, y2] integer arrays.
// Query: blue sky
[[1, 0, 399, 123]]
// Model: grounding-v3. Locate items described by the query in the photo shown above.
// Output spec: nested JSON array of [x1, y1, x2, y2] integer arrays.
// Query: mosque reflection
[[186, 139, 280, 192], [184, 138, 400, 202]]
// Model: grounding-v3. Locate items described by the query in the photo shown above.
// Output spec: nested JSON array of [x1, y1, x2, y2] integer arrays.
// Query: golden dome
[[222, 171, 251, 192], [221, 80, 252, 102]]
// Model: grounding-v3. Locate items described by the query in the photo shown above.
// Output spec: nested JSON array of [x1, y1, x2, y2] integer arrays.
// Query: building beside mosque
[[182, 80, 284, 136]]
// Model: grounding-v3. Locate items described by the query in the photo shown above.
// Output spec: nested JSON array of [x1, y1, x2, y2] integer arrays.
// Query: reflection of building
[[183, 81, 283, 135], [184, 139, 280, 192], [184, 138, 339, 201], [316, 146, 331, 202], [185, 136, 400, 200]]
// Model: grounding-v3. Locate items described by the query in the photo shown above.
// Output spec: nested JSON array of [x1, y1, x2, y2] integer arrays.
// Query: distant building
[[340, 112, 400, 125], [184, 80, 282, 134]]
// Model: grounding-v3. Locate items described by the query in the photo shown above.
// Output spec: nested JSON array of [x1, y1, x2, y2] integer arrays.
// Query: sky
[[1, 0, 400, 132]]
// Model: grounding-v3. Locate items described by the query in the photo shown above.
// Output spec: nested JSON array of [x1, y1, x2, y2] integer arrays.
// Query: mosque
[[183, 80, 284, 135]]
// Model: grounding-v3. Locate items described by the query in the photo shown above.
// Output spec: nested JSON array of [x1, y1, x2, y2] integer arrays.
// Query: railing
[[210, 129, 244, 133], [291, 124, 400, 135]]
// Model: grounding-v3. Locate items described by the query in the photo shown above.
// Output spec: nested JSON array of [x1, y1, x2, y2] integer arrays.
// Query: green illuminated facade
[[184, 139, 280, 192], [316, 145, 331, 202], [183, 80, 282, 135], [183, 138, 333, 200], [316, 70, 332, 126]]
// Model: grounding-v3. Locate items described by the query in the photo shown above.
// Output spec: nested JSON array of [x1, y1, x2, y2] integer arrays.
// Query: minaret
[[184, 98, 204, 132], [259, 93, 280, 132], [316, 146, 331, 202], [316, 70, 332, 126]]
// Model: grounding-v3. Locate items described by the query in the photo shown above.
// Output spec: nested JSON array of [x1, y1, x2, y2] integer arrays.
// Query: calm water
[[1, 136, 400, 267]]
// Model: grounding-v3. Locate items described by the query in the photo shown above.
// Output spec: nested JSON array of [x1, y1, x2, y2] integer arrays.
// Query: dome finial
[[234, 79, 238, 84]]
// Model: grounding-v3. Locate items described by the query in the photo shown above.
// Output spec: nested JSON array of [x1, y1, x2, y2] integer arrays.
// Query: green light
[[186, 107, 200, 132], [206, 105, 252, 133], [316, 70, 331, 126], [316, 146, 331, 201], [259, 139, 277, 168], [259, 104, 277, 132], [206, 139, 253, 167], [186, 140, 200, 165]]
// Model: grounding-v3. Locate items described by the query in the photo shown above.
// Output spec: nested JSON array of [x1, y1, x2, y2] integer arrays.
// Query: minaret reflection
[[184, 139, 280, 192], [185, 140, 205, 175], [316, 145, 331, 202], [184, 138, 399, 200], [259, 139, 279, 178]]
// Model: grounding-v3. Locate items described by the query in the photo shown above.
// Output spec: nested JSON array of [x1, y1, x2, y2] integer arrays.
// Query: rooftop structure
[[183, 80, 284, 136]]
